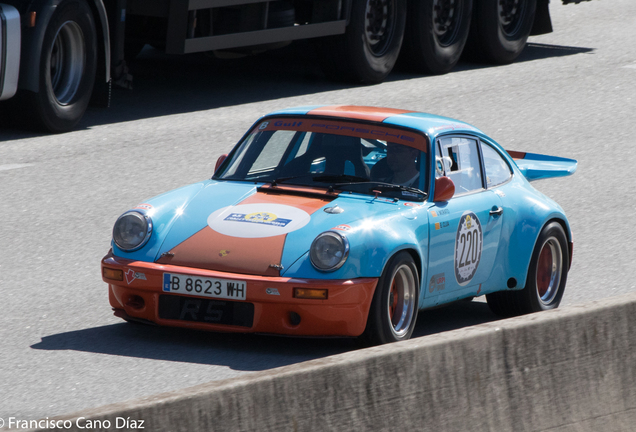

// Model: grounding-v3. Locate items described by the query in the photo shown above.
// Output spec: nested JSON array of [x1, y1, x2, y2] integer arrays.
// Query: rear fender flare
[[511, 214, 572, 290]]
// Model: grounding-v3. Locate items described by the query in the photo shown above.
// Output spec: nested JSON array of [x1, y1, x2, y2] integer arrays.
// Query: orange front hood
[[156, 190, 335, 276]]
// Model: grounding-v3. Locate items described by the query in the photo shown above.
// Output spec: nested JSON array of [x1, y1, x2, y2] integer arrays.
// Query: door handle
[[490, 206, 503, 216]]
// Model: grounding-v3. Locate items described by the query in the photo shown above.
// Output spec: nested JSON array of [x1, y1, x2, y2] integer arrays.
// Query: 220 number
[[458, 229, 481, 268]]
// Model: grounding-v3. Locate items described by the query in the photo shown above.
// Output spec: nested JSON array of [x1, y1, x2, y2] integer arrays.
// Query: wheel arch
[[17, 0, 110, 93], [86, 0, 111, 88], [513, 215, 572, 289], [401, 247, 422, 286], [380, 246, 423, 297], [545, 216, 573, 270]]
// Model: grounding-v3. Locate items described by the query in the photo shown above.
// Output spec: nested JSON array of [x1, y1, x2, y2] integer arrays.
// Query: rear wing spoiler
[[507, 151, 578, 182]]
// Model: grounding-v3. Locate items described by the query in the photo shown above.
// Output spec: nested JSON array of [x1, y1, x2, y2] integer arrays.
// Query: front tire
[[487, 221, 569, 317], [465, 0, 536, 64], [362, 251, 419, 345], [315, 0, 407, 84], [23, 0, 97, 132], [399, 0, 473, 75]]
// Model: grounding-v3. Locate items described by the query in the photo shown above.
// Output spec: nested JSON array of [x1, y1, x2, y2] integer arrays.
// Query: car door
[[425, 136, 505, 301]]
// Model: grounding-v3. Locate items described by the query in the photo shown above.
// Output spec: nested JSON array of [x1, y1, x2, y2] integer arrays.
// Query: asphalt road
[[1, 0, 635, 422]]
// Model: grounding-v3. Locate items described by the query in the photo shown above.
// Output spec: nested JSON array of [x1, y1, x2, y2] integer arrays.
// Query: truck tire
[[316, 0, 406, 84], [399, 0, 473, 75], [23, 0, 97, 132], [465, 0, 536, 64]]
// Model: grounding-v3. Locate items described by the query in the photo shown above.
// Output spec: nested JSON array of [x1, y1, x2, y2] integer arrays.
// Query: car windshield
[[215, 117, 429, 201]]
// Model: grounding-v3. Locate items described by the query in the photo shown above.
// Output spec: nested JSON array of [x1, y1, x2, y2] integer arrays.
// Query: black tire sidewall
[[363, 251, 419, 345], [525, 221, 569, 311], [36, 0, 97, 132], [345, 0, 407, 83], [401, 0, 473, 74], [473, 0, 536, 64]]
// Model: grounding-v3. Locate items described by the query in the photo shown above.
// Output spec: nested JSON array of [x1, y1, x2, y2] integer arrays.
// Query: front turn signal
[[103, 267, 123, 281], [293, 288, 328, 300]]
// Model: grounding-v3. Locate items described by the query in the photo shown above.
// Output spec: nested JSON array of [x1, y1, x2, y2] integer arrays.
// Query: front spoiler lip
[[102, 252, 378, 337]]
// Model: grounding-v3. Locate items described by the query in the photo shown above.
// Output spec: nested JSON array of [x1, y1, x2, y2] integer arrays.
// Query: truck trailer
[[0, 0, 589, 133]]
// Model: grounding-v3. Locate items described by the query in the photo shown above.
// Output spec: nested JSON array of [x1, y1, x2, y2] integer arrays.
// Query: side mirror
[[214, 154, 228, 174], [433, 176, 455, 202]]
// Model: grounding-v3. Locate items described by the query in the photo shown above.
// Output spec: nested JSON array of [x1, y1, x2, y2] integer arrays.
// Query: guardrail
[[24, 292, 636, 432]]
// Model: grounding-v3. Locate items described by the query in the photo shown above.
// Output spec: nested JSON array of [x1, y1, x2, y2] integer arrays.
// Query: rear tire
[[464, 0, 536, 64], [487, 221, 569, 317], [399, 0, 473, 75], [21, 0, 97, 132], [315, 0, 406, 84], [362, 251, 419, 345]]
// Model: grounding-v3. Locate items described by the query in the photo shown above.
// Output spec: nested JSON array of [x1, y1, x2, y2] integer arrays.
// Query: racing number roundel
[[454, 211, 483, 286]]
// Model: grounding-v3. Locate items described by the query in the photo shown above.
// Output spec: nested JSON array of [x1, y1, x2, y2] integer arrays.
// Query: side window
[[481, 143, 512, 188], [438, 137, 484, 195]]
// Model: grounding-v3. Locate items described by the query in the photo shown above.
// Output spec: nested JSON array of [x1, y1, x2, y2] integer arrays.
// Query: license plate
[[162, 273, 246, 300]]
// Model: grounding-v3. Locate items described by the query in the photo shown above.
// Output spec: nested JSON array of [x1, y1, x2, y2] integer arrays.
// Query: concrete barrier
[[28, 293, 636, 432]]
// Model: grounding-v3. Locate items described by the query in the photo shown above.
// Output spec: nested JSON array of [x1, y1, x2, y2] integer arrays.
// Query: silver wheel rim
[[48, 21, 86, 105], [386, 264, 417, 338], [535, 236, 563, 305]]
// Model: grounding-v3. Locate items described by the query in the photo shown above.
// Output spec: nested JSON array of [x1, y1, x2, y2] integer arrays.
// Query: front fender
[[110, 182, 206, 262], [282, 208, 428, 281]]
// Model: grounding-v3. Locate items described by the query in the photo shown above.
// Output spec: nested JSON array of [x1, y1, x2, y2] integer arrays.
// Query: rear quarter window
[[481, 144, 512, 188]]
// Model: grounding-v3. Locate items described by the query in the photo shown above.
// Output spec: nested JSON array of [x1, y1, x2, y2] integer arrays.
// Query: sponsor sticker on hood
[[207, 203, 311, 238]]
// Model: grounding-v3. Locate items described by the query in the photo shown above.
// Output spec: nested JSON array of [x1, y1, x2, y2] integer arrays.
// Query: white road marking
[[0, 163, 34, 172]]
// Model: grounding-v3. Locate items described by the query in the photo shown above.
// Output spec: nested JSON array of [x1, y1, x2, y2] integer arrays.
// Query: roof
[[266, 105, 484, 138]]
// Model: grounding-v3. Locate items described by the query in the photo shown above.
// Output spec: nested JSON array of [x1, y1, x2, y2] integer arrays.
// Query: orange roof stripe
[[307, 105, 415, 122]]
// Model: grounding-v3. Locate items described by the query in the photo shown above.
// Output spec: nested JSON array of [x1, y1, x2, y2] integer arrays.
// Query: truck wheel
[[465, 0, 536, 64], [399, 0, 473, 75], [316, 0, 406, 84], [361, 251, 419, 345], [487, 222, 569, 317], [25, 0, 97, 132]]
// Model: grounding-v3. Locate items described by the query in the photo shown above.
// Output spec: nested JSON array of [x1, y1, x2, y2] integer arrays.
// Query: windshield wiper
[[311, 174, 369, 183], [269, 174, 318, 186], [334, 181, 428, 199], [270, 173, 369, 186], [372, 183, 427, 197]]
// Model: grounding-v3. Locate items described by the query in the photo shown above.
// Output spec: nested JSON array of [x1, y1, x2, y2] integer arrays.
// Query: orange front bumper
[[102, 252, 378, 337]]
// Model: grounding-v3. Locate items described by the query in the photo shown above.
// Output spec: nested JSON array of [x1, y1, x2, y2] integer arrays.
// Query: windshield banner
[[254, 118, 428, 152]]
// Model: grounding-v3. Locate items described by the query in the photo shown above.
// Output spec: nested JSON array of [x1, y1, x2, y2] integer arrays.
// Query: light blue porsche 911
[[102, 105, 577, 345]]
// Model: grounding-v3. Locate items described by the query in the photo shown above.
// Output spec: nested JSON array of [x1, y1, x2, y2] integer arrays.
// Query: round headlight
[[113, 211, 153, 251], [310, 231, 349, 272]]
